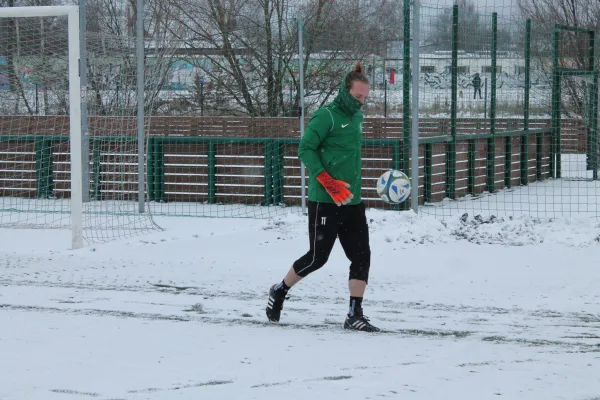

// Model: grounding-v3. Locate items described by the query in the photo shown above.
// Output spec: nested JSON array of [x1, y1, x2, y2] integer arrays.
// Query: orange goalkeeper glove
[[316, 171, 354, 206]]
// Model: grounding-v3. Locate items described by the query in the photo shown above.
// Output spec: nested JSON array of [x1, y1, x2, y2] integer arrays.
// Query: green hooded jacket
[[298, 76, 365, 205]]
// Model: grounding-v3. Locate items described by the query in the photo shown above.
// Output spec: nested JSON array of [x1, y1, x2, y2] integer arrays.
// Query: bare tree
[[428, 0, 514, 53], [165, 0, 291, 116], [517, 0, 600, 117], [162, 0, 395, 116], [85, 0, 183, 116], [517, 0, 600, 31], [0, 0, 72, 115]]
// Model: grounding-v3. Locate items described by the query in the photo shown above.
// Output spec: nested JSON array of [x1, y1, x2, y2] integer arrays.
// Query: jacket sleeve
[[298, 108, 333, 177]]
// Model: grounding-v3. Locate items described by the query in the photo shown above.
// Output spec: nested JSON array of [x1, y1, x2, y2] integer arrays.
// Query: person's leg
[[280, 266, 303, 288], [339, 202, 371, 310], [348, 279, 366, 297], [266, 201, 341, 322], [291, 201, 341, 280], [338, 202, 378, 332]]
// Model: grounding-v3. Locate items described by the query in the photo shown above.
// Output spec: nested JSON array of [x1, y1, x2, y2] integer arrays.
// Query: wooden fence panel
[[0, 140, 37, 198], [0, 116, 589, 208]]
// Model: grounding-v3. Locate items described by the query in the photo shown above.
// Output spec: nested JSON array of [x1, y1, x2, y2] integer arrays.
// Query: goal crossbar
[[0, 6, 77, 18], [0, 6, 83, 249]]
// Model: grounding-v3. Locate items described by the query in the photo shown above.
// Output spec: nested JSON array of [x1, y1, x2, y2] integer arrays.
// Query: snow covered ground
[[1, 205, 600, 400]]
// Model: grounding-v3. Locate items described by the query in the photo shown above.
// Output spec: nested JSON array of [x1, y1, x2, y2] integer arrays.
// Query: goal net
[[0, 6, 159, 248]]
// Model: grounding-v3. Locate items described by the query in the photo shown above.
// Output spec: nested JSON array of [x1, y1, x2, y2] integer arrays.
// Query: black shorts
[[292, 201, 371, 282]]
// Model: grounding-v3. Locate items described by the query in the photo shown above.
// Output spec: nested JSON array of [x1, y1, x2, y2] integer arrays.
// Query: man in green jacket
[[266, 63, 380, 332]]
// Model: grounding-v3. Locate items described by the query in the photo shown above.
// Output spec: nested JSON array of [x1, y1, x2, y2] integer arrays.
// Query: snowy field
[[2, 200, 600, 399]]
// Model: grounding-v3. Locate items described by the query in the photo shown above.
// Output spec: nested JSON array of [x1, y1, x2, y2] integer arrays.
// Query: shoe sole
[[344, 321, 380, 332]]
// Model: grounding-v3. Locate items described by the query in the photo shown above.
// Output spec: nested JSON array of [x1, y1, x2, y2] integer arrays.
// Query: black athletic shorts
[[292, 201, 371, 282]]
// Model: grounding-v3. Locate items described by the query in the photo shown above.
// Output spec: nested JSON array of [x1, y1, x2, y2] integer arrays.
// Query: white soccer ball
[[376, 169, 412, 204]]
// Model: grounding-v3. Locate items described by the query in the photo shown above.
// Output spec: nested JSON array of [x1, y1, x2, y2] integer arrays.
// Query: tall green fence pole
[[484, 78, 488, 118], [486, 12, 497, 193], [424, 143, 432, 203], [146, 138, 154, 201], [207, 142, 216, 203], [136, 0, 145, 213], [521, 19, 531, 185], [586, 83, 593, 170], [590, 30, 598, 180], [446, 4, 458, 199], [467, 139, 475, 194], [298, 17, 307, 214], [410, 0, 421, 213], [402, 0, 411, 210], [263, 141, 273, 206], [155, 141, 165, 202], [550, 26, 560, 178], [272, 141, 284, 204], [587, 30, 597, 178], [93, 145, 101, 200], [591, 72, 599, 181], [35, 138, 53, 198]]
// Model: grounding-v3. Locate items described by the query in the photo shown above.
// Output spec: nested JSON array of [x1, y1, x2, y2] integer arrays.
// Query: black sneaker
[[344, 314, 380, 332], [266, 284, 288, 322]]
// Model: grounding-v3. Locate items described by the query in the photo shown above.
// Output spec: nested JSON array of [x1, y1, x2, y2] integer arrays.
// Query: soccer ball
[[376, 169, 411, 204]]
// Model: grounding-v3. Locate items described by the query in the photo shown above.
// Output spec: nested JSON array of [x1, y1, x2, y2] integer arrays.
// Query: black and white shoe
[[344, 314, 381, 332], [266, 284, 288, 322]]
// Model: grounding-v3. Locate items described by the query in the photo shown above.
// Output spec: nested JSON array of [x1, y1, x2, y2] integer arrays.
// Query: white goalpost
[[0, 6, 161, 249], [0, 6, 82, 249]]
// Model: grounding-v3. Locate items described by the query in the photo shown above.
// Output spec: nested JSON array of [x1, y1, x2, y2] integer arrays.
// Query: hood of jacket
[[333, 75, 364, 116]]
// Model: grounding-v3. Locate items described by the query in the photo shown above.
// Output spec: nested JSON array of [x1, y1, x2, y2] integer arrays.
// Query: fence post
[[536, 131, 543, 180], [35, 138, 44, 198], [467, 139, 475, 194], [297, 17, 307, 214], [424, 143, 432, 203], [92, 141, 101, 200], [35, 138, 53, 198], [588, 30, 598, 180], [263, 140, 273, 206], [484, 78, 488, 118], [591, 72, 598, 180], [504, 133, 512, 187], [271, 140, 284, 204], [586, 82, 593, 170], [151, 140, 165, 202], [146, 137, 154, 201], [521, 19, 531, 185], [486, 12, 497, 193], [207, 141, 216, 203], [410, 0, 420, 213], [79, 0, 90, 203], [402, 0, 411, 211], [445, 4, 458, 200], [550, 25, 560, 178], [392, 141, 401, 171], [136, 0, 145, 213]]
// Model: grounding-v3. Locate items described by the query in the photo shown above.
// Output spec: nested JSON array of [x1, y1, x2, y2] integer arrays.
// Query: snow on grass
[[1, 203, 600, 399]]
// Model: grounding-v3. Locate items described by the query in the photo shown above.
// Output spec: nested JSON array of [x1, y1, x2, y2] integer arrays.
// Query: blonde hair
[[345, 62, 369, 90]]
